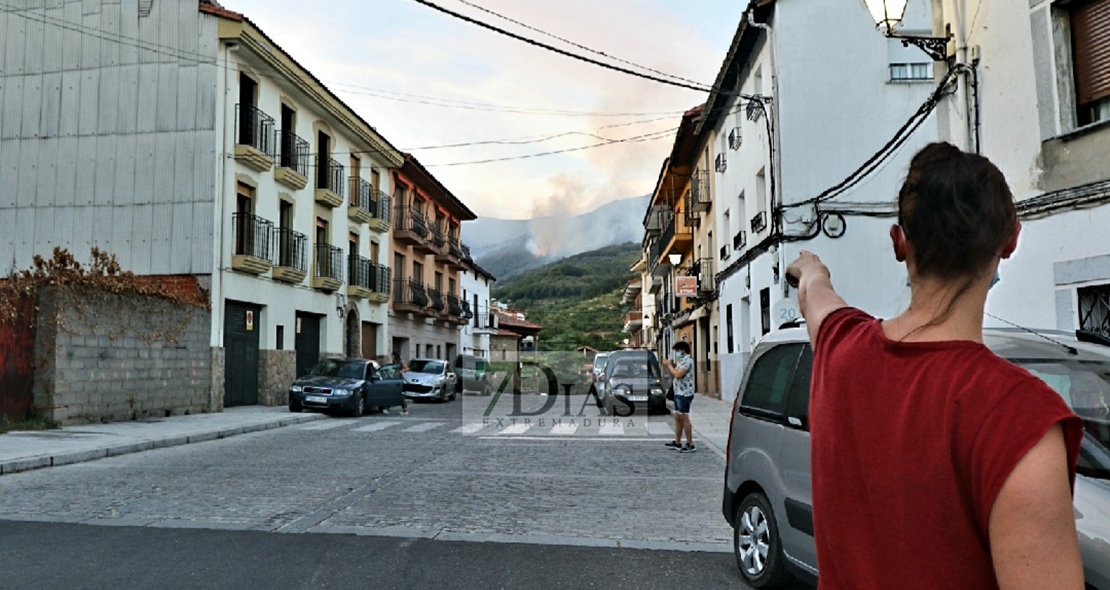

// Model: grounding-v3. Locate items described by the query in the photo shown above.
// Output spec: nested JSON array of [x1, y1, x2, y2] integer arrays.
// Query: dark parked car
[[596, 349, 666, 416], [289, 358, 406, 416], [453, 354, 493, 395], [723, 326, 1110, 588], [402, 358, 458, 402]]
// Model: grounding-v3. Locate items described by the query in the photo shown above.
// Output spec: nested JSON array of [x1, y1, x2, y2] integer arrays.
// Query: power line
[[408, 0, 724, 95], [401, 116, 677, 150], [423, 127, 678, 167], [0, 2, 686, 119], [451, 0, 709, 88]]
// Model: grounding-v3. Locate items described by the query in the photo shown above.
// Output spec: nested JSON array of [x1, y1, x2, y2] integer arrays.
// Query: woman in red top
[[786, 142, 1085, 589]]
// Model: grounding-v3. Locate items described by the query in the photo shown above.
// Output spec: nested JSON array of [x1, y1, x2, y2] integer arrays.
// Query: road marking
[[352, 421, 401, 432], [549, 422, 577, 435], [300, 421, 349, 431], [479, 436, 678, 442], [498, 423, 531, 435], [451, 423, 487, 435], [646, 422, 674, 436], [401, 422, 443, 433], [599, 421, 624, 436]]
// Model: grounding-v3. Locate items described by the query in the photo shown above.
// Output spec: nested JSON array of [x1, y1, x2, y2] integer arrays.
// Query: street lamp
[[861, 0, 950, 62], [335, 292, 347, 318], [668, 253, 682, 267]]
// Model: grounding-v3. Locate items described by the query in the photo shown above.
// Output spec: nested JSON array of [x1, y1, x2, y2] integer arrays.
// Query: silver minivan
[[723, 325, 1110, 588]]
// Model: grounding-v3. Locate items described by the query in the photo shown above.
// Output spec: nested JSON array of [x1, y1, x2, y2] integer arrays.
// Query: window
[[1079, 284, 1110, 337], [394, 253, 405, 280], [316, 131, 331, 190], [435, 271, 443, 291], [1071, 0, 1110, 126], [760, 287, 771, 335], [740, 343, 802, 419], [889, 63, 932, 81], [726, 304, 735, 354], [276, 325, 284, 351], [784, 346, 813, 431], [413, 261, 424, 283]]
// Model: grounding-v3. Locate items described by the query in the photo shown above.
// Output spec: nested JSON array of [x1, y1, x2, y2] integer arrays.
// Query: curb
[[0, 412, 324, 476]]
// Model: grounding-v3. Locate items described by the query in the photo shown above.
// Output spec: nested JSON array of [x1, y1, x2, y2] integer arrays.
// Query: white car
[[402, 358, 458, 402]]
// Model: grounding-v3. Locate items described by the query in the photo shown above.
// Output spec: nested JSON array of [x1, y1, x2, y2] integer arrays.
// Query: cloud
[[224, 0, 743, 219]]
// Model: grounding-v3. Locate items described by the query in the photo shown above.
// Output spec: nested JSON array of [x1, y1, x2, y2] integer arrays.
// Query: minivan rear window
[[741, 344, 803, 418]]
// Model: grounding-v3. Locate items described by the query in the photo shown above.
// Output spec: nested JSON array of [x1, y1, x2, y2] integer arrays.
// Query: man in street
[[390, 351, 410, 416], [662, 341, 695, 452]]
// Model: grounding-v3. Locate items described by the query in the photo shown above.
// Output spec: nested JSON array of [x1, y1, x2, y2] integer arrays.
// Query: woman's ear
[[890, 224, 907, 262]]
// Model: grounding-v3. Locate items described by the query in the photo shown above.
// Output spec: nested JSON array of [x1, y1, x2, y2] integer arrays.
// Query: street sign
[[676, 276, 698, 297]]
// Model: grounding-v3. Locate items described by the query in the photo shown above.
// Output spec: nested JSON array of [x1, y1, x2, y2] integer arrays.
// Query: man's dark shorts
[[673, 394, 693, 414]]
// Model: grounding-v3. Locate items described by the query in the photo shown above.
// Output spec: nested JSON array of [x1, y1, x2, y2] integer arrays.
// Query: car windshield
[[1016, 358, 1110, 480], [409, 360, 445, 375], [608, 356, 659, 379], [309, 359, 365, 380]]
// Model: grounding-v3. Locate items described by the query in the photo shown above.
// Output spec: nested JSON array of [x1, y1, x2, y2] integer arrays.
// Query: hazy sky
[[223, 0, 747, 219]]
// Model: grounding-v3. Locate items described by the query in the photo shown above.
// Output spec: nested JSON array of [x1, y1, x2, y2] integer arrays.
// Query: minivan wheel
[[734, 493, 794, 588]]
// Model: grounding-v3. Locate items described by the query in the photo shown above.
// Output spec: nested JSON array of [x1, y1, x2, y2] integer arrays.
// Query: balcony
[[394, 206, 432, 251], [429, 224, 446, 253], [446, 293, 467, 324], [275, 130, 309, 190], [733, 230, 747, 251], [392, 278, 429, 316], [231, 212, 273, 275], [345, 258, 390, 304], [644, 207, 668, 237], [234, 104, 275, 172], [720, 244, 729, 261], [657, 213, 692, 265], [750, 211, 767, 234], [460, 243, 472, 262], [368, 190, 392, 233], [715, 153, 727, 174], [461, 299, 474, 321], [728, 127, 742, 150], [348, 177, 374, 225], [473, 307, 498, 334], [690, 171, 711, 212], [312, 243, 344, 292], [746, 100, 763, 122], [426, 286, 446, 314], [314, 158, 345, 209], [622, 310, 644, 332], [692, 258, 715, 296], [272, 227, 307, 284]]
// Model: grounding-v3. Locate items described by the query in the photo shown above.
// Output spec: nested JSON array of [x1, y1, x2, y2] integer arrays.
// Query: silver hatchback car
[[723, 325, 1110, 588]]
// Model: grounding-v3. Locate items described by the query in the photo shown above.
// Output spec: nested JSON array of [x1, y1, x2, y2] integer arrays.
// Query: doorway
[[224, 301, 261, 407], [295, 312, 322, 377]]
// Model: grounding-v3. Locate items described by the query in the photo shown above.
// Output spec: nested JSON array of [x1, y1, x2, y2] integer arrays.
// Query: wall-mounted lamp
[[861, 0, 950, 61], [335, 293, 347, 318], [668, 253, 683, 267]]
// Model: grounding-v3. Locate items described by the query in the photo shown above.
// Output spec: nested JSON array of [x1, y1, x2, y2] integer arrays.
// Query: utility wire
[[408, 0, 725, 95], [402, 116, 677, 150], [0, 2, 685, 119], [422, 127, 679, 167], [452, 0, 708, 88]]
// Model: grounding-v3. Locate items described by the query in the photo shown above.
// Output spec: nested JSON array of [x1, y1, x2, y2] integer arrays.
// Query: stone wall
[[258, 349, 295, 407], [33, 286, 213, 425]]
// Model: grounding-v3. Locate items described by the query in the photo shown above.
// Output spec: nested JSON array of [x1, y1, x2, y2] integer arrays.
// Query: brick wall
[[33, 286, 213, 425]]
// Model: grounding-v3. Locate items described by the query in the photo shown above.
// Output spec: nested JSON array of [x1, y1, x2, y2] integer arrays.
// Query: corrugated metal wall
[[0, 0, 219, 276]]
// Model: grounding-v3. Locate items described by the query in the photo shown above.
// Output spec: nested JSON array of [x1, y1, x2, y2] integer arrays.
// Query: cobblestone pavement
[[0, 394, 811, 589]]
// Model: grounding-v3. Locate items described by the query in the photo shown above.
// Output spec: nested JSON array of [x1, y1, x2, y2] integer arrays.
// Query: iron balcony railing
[[430, 224, 445, 249], [461, 299, 474, 320], [277, 129, 310, 176], [460, 243, 472, 260], [373, 264, 391, 295], [235, 103, 275, 155], [317, 157, 345, 196], [394, 206, 429, 238], [446, 294, 463, 317], [393, 278, 428, 307], [690, 171, 711, 211], [370, 190, 392, 225], [350, 177, 373, 212], [715, 153, 727, 173], [275, 227, 307, 271], [426, 286, 445, 311], [685, 194, 701, 228], [692, 258, 715, 294], [750, 211, 767, 233], [728, 127, 742, 150], [349, 255, 375, 290], [720, 244, 729, 261], [733, 230, 747, 250], [448, 237, 463, 259], [314, 243, 344, 282], [232, 212, 274, 261]]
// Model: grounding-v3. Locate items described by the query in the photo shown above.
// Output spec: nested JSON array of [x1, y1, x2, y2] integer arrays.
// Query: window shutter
[[1072, 0, 1110, 105]]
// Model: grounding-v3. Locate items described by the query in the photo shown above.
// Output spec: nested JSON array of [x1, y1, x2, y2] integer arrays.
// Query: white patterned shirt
[[673, 355, 695, 397]]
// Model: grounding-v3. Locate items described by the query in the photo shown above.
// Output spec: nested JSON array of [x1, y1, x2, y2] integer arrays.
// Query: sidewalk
[[686, 393, 735, 458], [0, 407, 323, 475]]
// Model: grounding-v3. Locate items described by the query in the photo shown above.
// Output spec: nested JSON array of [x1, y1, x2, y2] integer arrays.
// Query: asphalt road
[[0, 394, 812, 589]]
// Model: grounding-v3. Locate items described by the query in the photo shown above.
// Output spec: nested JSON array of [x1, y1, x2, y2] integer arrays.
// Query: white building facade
[[459, 258, 496, 359], [925, 0, 1110, 335], [707, 0, 938, 402]]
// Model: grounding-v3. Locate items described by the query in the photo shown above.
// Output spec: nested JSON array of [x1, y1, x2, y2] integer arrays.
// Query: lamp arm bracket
[[888, 32, 950, 62]]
